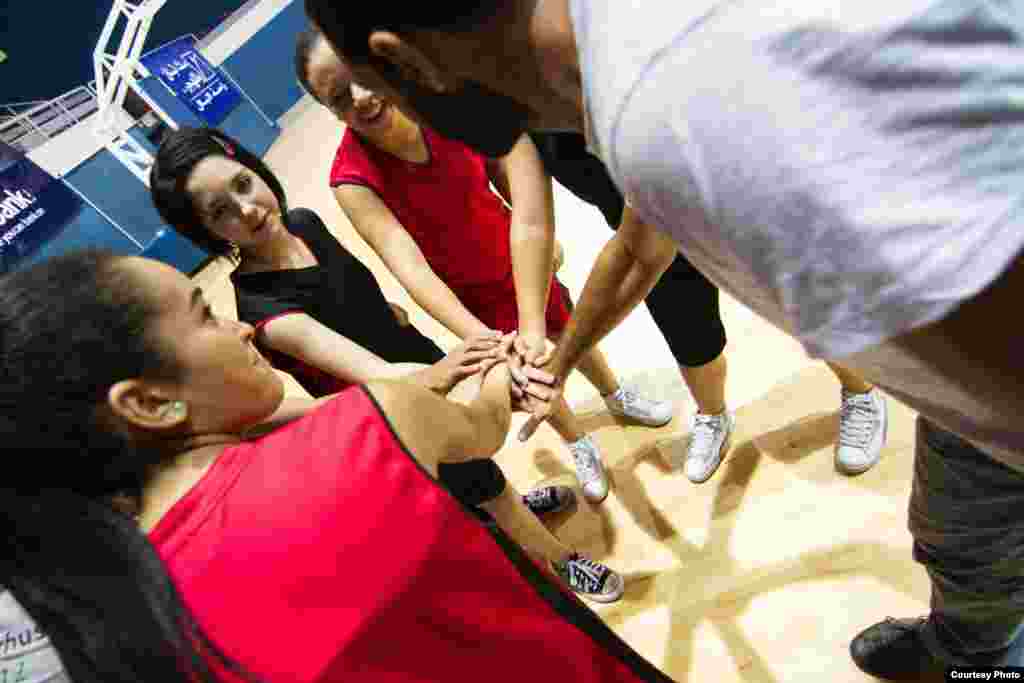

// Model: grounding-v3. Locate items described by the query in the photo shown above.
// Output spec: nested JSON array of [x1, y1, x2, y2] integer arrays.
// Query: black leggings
[[437, 459, 507, 507], [530, 132, 726, 367]]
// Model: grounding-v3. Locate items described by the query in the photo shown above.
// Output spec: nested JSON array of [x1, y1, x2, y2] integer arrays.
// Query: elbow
[[493, 405, 512, 452], [481, 392, 513, 457], [477, 404, 511, 458]]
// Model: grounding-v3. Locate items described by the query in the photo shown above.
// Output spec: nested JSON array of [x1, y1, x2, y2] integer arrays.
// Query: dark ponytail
[[294, 27, 323, 100], [0, 249, 255, 682], [149, 127, 288, 259]]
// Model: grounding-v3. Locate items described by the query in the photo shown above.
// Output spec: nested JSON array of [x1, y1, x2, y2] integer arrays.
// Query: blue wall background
[[20, 0, 309, 275], [2, 0, 251, 103], [219, 5, 308, 122]]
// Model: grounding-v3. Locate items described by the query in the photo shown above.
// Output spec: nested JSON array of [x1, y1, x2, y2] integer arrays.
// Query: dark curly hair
[[0, 249, 259, 682]]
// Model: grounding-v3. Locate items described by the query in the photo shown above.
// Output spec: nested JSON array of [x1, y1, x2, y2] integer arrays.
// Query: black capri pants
[[438, 459, 507, 507], [530, 132, 726, 367]]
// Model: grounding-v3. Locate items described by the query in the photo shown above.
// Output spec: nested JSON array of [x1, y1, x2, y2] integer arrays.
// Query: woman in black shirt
[[150, 126, 498, 397]]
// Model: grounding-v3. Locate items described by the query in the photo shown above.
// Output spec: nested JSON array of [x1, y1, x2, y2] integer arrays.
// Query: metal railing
[[0, 87, 99, 153]]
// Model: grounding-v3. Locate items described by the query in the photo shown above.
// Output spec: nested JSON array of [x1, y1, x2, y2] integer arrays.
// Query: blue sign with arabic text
[[0, 141, 84, 273], [141, 35, 242, 126]]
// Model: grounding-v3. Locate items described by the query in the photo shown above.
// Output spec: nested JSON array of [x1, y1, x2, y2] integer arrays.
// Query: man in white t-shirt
[[306, 0, 1024, 677]]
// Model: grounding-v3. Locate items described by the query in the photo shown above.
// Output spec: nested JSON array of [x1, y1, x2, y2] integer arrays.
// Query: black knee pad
[[437, 459, 507, 507]]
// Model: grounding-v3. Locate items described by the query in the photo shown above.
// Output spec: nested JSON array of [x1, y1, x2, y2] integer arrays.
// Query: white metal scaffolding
[[92, 0, 177, 186]]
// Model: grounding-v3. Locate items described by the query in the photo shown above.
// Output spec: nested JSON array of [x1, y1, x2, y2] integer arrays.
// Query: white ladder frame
[[92, 0, 176, 187]]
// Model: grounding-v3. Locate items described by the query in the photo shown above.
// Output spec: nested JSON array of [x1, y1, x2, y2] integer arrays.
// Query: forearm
[[261, 315, 399, 388], [299, 341, 394, 387], [500, 134, 557, 334], [360, 361, 454, 395], [547, 234, 660, 381], [403, 270, 491, 339], [510, 219, 554, 333], [402, 267, 491, 339]]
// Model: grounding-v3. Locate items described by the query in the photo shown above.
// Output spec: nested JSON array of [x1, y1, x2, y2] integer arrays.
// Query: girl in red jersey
[[0, 250, 674, 682], [295, 30, 675, 511]]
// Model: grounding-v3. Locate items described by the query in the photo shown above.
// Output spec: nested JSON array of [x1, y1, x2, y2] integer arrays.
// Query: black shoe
[[522, 485, 575, 516], [850, 617, 944, 680]]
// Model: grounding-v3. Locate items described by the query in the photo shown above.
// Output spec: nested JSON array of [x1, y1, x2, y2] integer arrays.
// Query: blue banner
[[0, 142, 83, 273], [141, 35, 242, 126]]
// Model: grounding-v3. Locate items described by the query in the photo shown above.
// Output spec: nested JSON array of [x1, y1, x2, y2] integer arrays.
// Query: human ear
[[108, 381, 188, 430], [367, 30, 451, 94]]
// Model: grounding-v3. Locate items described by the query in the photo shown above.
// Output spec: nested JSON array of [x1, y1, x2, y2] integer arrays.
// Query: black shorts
[[437, 459, 507, 507], [530, 132, 727, 367]]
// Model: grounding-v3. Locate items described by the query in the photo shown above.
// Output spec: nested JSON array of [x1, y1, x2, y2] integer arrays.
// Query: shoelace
[[690, 414, 723, 460], [839, 394, 876, 448], [618, 387, 660, 414], [571, 440, 601, 481], [524, 487, 554, 508], [618, 387, 639, 407], [566, 556, 607, 593]]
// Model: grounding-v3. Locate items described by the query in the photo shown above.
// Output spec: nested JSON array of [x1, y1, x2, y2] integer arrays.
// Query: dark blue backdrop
[[7, 0, 311, 275], [1, 0, 252, 103], [0, 142, 84, 273]]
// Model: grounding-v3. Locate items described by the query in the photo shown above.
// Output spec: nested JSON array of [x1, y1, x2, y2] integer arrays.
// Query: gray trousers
[[910, 417, 1024, 665]]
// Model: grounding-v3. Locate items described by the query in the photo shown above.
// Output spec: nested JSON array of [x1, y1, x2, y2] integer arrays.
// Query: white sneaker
[[684, 411, 734, 484], [568, 435, 609, 503], [604, 386, 674, 427], [835, 388, 887, 475]]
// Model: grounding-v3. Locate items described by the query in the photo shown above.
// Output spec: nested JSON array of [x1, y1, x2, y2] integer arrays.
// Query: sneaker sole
[[576, 580, 625, 604], [609, 408, 674, 428], [581, 588, 624, 604]]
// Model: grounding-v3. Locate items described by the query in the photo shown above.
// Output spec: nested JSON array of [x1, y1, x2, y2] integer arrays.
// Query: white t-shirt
[[570, 0, 1024, 468], [0, 591, 68, 683]]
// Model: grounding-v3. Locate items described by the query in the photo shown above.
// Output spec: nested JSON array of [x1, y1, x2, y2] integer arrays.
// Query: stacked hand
[[422, 330, 561, 438], [507, 331, 562, 442], [420, 330, 508, 394]]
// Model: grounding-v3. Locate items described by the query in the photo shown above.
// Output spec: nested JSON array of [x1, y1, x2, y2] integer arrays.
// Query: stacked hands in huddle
[[506, 332, 562, 441], [433, 329, 562, 440], [426, 329, 560, 435]]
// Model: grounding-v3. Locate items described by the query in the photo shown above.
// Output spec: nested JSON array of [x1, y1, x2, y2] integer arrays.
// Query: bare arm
[[365, 360, 513, 473], [491, 134, 556, 340], [259, 312, 404, 386], [515, 207, 677, 439], [546, 207, 677, 383], [261, 312, 503, 395], [334, 184, 492, 340]]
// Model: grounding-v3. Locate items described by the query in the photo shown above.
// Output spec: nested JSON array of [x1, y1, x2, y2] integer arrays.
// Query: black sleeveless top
[[231, 208, 443, 396]]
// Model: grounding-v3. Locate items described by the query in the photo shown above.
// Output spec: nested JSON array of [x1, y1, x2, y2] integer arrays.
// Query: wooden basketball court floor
[[194, 99, 928, 682]]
